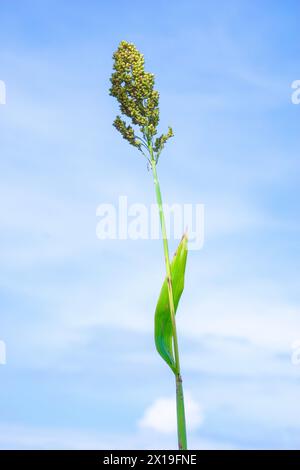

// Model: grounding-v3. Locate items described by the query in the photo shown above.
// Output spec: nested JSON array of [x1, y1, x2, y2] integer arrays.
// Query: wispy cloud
[[0, 422, 238, 450]]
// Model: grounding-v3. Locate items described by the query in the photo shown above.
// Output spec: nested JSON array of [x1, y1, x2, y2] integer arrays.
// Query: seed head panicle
[[109, 41, 173, 161]]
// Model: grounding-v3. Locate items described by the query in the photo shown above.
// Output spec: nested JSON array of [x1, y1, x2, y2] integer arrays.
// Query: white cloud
[[138, 392, 203, 434]]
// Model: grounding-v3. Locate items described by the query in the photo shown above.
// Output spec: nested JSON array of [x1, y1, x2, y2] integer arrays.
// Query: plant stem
[[176, 374, 187, 450], [150, 155, 187, 450]]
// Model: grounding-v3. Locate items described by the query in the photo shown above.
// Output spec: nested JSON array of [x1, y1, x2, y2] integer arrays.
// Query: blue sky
[[0, 0, 300, 449]]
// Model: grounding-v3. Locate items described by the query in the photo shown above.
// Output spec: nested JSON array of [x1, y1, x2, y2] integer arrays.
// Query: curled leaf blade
[[154, 234, 188, 372]]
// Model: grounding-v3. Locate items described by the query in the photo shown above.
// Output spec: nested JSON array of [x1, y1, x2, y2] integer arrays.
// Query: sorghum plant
[[110, 41, 188, 450]]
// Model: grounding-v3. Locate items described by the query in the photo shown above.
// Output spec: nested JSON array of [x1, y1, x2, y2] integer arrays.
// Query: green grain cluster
[[109, 41, 173, 159]]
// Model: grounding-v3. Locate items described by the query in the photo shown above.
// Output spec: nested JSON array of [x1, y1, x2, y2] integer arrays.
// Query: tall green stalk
[[150, 158, 187, 450], [109, 41, 189, 450]]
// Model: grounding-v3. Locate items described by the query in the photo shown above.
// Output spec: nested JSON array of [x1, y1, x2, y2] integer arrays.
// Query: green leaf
[[154, 233, 188, 372]]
